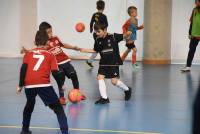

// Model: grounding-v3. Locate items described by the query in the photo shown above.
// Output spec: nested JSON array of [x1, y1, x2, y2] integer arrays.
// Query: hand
[[16, 86, 23, 94], [20, 46, 27, 54], [139, 24, 144, 29]]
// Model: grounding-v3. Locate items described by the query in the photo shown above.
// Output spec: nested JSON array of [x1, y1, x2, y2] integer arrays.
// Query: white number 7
[[33, 54, 44, 71]]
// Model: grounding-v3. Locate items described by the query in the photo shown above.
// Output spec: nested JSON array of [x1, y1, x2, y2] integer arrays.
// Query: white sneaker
[[180, 67, 191, 72]]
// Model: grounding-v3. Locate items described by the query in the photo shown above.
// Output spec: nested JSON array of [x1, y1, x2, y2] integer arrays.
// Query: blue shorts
[[25, 86, 59, 106]]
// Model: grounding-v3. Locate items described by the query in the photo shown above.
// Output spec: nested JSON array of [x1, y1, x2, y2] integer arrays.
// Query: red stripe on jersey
[[23, 48, 58, 87], [47, 36, 70, 63]]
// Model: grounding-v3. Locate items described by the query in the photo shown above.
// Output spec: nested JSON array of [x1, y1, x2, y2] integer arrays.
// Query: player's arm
[[122, 19, 130, 33], [90, 14, 95, 33], [80, 48, 96, 53], [62, 43, 80, 51], [16, 63, 28, 94]]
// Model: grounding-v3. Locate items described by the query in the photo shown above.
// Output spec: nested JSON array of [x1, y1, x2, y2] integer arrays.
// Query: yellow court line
[[0, 125, 161, 134]]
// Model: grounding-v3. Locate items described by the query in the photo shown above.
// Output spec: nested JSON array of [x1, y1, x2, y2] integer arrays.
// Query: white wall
[[0, 0, 21, 57], [171, 0, 200, 64], [37, 0, 144, 60]]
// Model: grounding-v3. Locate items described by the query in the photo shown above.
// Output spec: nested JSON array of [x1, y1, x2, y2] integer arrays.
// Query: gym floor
[[0, 58, 199, 134]]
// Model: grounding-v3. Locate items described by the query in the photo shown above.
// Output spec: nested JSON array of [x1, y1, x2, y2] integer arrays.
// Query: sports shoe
[[59, 97, 66, 105], [86, 60, 94, 68], [95, 97, 110, 104], [124, 87, 132, 101], [180, 67, 191, 72], [80, 94, 86, 100], [20, 130, 32, 134], [132, 64, 139, 69]]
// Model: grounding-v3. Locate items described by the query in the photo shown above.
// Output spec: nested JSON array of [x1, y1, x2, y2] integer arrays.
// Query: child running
[[121, 6, 144, 70]]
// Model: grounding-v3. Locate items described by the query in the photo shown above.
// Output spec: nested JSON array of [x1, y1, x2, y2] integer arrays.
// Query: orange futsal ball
[[68, 89, 82, 103], [75, 22, 85, 32]]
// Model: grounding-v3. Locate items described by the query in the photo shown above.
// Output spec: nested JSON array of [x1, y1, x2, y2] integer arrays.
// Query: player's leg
[[56, 67, 66, 105], [110, 66, 132, 101], [20, 88, 37, 134], [111, 77, 132, 101], [132, 47, 139, 69], [49, 101, 69, 134], [86, 33, 98, 67], [121, 49, 131, 61], [181, 39, 199, 72], [95, 66, 110, 104], [95, 74, 110, 104], [38, 86, 69, 134], [61, 62, 86, 100], [86, 52, 97, 67]]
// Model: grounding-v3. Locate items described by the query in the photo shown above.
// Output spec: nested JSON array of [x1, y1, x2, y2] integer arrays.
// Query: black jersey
[[90, 12, 108, 33], [94, 33, 124, 66]]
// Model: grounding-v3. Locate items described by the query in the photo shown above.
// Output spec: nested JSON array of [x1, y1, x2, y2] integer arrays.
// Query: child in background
[[180, 0, 200, 72], [21, 22, 86, 105], [86, 0, 108, 68], [121, 6, 144, 70], [81, 23, 132, 104], [17, 30, 69, 134]]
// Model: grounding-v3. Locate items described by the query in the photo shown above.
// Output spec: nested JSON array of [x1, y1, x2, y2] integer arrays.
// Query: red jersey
[[46, 36, 70, 64], [122, 19, 131, 33], [23, 48, 58, 88]]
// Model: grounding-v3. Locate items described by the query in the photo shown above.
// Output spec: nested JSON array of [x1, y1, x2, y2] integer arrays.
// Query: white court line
[[0, 125, 161, 134]]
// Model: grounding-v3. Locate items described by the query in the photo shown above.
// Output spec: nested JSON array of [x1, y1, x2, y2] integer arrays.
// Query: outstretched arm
[[62, 43, 80, 51], [80, 48, 96, 53], [16, 63, 28, 94]]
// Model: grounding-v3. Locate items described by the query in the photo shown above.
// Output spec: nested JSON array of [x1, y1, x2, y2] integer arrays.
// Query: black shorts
[[126, 42, 136, 49], [98, 66, 120, 79], [58, 61, 76, 78], [25, 86, 59, 106]]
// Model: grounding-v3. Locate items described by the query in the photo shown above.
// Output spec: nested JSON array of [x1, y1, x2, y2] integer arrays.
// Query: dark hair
[[35, 30, 49, 46], [196, 0, 200, 3], [127, 6, 137, 16], [39, 21, 52, 31], [96, 0, 105, 10], [94, 23, 107, 31]]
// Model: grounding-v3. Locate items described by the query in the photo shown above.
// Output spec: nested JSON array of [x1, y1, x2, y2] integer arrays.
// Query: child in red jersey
[[21, 22, 86, 105], [17, 30, 69, 134]]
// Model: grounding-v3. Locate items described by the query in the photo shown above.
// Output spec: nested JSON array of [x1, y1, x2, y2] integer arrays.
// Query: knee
[[69, 72, 77, 79], [49, 101, 64, 114]]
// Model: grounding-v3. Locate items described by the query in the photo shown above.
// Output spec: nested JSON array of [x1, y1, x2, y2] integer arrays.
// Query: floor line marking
[[0, 125, 161, 134]]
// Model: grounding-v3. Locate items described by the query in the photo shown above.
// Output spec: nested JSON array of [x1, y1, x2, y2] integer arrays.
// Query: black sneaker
[[20, 130, 32, 134], [124, 87, 132, 101], [86, 60, 94, 68], [95, 97, 110, 104]]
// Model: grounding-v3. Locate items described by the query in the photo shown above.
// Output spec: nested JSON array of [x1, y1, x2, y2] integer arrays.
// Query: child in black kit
[[81, 23, 132, 104], [86, 0, 108, 68]]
